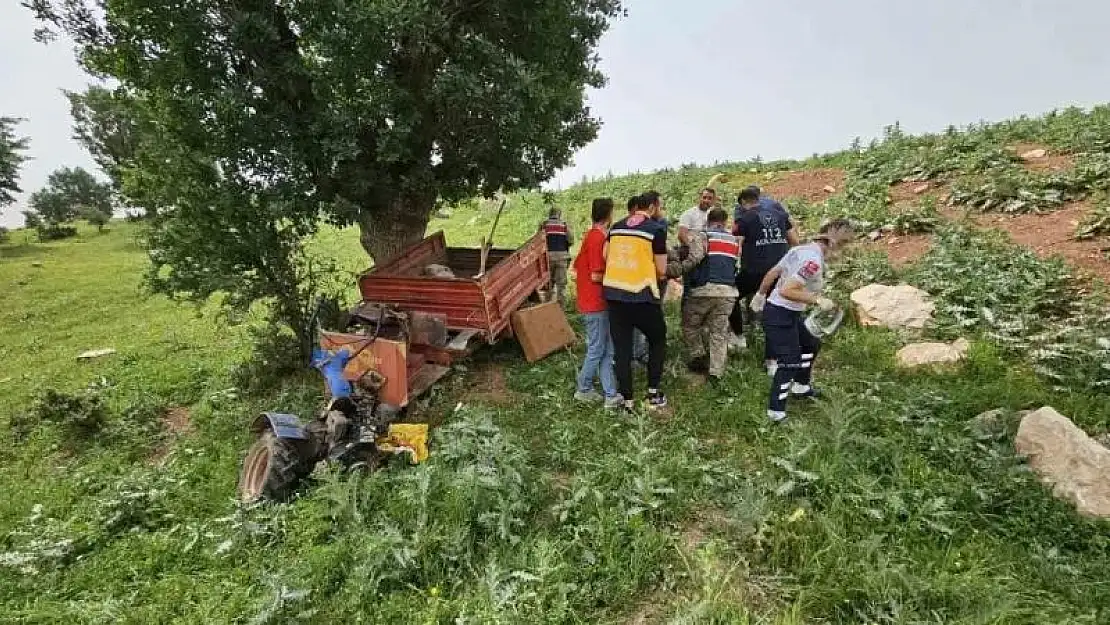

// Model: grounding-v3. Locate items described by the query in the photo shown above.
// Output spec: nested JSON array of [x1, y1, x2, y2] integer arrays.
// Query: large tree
[[28, 0, 623, 263], [26, 166, 113, 227], [0, 117, 30, 207], [66, 87, 143, 192]]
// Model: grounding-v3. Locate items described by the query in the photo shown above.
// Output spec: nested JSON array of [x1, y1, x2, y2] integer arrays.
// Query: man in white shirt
[[678, 188, 717, 245]]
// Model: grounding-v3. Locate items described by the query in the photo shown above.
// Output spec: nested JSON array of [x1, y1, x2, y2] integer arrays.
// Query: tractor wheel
[[237, 431, 314, 503]]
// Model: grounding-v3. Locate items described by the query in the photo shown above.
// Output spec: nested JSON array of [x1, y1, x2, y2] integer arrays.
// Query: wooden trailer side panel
[[480, 232, 550, 338], [358, 275, 488, 333], [373, 231, 448, 275], [356, 230, 550, 341]]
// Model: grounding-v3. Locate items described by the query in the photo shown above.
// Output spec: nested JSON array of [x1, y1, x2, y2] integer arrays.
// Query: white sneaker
[[768, 409, 787, 423], [574, 390, 604, 403], [603, 394, 626, 410]]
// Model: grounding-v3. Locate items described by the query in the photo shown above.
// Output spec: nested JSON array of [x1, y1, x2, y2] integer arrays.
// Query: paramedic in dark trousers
[[603, 194, 669, 410], [755, 219, 854, 423], [664, 208, 739, 383], [540, 207, 574, 305], [730, 186, 799, 357], [633, 191, 668, 365]]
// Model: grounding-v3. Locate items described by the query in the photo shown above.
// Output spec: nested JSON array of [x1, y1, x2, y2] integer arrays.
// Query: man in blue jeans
[[573, 198, 622, 407]]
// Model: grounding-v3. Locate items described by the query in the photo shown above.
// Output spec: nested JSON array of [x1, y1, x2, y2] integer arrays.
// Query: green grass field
[[2, 108, 1110, 623]]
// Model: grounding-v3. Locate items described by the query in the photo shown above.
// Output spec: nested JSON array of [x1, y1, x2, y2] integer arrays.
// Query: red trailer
[[357, 230, 550, 344], [318, 229, 554, 409]]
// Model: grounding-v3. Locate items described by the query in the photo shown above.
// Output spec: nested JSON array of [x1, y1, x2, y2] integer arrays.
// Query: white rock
[[1021, 148, 1048, 160], [896, 338, 970, 368], [822, 185, 837, 194], [867, 230, 882, 242], [77, 348, 116, 360], [912, 183, 931, 194], [1014, 407, 1110, 518], [850, 284, 935, 330]]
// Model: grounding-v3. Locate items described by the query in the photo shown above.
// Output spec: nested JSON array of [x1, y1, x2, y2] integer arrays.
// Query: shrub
[[36, 225, 78, 241], [15, 387, 108, 441]]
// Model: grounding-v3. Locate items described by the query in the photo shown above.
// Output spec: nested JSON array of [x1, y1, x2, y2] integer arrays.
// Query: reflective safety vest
[[690, 228, 739, 288], [542, 218, 570, 253], [603, 215, 662, 302]]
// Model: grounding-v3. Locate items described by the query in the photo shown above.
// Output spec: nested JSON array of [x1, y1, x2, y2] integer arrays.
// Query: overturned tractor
[[238, 229, 571, 502]]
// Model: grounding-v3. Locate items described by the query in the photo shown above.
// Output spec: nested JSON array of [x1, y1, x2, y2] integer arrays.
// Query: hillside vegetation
[[2, 107, 1109, 624]]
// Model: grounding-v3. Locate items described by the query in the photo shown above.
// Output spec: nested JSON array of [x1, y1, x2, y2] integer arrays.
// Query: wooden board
[[509, 301, 575, 363]]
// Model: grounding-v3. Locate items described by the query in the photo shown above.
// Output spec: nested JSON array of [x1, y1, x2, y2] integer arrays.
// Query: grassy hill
[[1, 106, 1109, 624]]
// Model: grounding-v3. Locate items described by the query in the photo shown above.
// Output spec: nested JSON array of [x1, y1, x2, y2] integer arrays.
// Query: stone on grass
[[822, 185, 837, 194], [1014, 407, 1110, 518], [850, 283, 934, 330], [1020, 148, 1048, 160], [969, 408, 1007, 440], [896, 338, 970, 368], [77, 348, 116, 360]]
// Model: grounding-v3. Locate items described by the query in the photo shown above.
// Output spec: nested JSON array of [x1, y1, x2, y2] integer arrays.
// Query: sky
[[4, 0, 1110, 227]]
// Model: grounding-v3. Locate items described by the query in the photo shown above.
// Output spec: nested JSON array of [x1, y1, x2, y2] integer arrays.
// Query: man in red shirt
[[573, 197, 621, 408]]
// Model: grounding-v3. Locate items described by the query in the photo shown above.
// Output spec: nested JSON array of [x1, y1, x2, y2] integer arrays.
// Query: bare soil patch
[[148, 406, 193, 465], [889, 180, 950, 207], [462, 363, 518, 406], [763, 168, 845, 203], [1009, 143, 1075, 173], [871, 234, 934, 268], [972, 201, 1110, 282]]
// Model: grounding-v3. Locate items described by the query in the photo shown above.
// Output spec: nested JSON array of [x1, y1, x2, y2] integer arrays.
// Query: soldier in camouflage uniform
[[666, 208, 739, 383], [540, 207, 574, 304]]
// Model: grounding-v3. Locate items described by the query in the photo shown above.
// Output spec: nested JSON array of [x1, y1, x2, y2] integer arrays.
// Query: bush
[[36, 225, 78, 241], [14, 387, 108, 441]]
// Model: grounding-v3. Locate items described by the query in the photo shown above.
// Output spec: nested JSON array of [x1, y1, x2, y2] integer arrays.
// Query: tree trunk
[[355, 195, 435, 266]]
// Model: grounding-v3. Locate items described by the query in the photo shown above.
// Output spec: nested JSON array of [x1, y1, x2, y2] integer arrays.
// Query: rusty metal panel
[[371, 231, 449, 275], [356, 231, 549, 342]]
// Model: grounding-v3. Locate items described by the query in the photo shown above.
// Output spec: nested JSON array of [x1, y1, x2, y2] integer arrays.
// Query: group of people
[[542, 185, 855, 422]]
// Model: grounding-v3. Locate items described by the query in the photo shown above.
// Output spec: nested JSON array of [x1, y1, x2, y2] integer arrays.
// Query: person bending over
[[755, 219, 854, 424]]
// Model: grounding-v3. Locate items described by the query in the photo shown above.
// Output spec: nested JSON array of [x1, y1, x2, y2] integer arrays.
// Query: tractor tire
[[237, 431, 314, 503]]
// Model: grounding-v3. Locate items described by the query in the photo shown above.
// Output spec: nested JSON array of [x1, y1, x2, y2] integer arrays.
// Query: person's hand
[[815, 296, 836, 312], [750, 293, 766, 313]]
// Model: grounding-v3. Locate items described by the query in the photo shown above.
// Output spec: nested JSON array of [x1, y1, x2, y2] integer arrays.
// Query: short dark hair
[[632, 194, 653, 211], [642, 190, 662, 207], [738, 186, 760, 204], [701, 187, 717, 196], [591, 198, 614, 223], [707, 207, 728, 224], [819, 217, 854, 235], [627, 195, 640, 213]]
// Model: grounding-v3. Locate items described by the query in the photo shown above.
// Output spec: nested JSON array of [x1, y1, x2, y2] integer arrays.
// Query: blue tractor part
[[311, 346, 354, 399], [250, 412, 310, 440]]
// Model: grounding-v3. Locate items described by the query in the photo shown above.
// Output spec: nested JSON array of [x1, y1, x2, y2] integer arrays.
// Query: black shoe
[[645, 391, 668, 411], [687, 357, 709, 374]]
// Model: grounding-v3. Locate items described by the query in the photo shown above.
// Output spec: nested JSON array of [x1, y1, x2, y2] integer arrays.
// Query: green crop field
[[2, 108, 1110, 624]]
